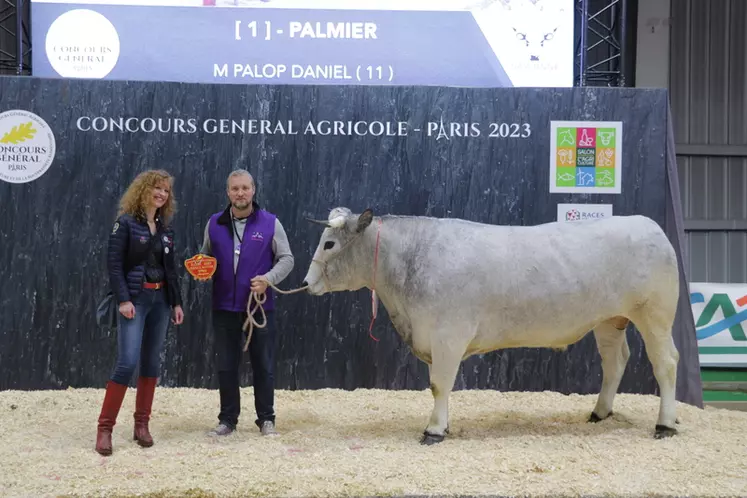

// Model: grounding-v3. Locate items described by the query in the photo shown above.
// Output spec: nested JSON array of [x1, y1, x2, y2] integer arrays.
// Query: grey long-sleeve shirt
[[200, 215, 294, 286]]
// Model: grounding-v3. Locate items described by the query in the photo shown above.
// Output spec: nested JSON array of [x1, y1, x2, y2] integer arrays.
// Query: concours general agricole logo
[[0, 109, 56, 184]]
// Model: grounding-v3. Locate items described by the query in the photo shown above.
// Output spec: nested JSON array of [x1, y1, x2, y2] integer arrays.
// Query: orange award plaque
[[185, 254, 217, 281]]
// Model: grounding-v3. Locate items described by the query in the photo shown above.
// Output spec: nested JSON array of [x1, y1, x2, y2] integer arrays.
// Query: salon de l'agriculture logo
[[549, 120, 622, 194]]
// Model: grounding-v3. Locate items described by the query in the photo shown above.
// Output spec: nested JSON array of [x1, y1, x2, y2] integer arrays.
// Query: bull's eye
[[324, 241, 335, 250]]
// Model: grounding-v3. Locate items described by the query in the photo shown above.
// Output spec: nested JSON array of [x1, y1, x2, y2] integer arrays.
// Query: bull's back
[[425, 215, 678, 347], [512, 215, 674, 300], [406, 214, 675, 296]]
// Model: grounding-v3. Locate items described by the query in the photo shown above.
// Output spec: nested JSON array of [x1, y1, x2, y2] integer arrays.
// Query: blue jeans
[[110, 288, 171, 385]]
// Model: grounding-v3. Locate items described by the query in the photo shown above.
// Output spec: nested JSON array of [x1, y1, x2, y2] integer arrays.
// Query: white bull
[[302, 207, 681, 444]]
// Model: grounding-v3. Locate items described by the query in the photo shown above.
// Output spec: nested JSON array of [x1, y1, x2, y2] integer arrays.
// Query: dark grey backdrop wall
[[0, 76, 703, 408]]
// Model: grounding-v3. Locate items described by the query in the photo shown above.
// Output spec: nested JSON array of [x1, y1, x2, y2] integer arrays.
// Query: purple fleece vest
[[208, 208, 276, 312]]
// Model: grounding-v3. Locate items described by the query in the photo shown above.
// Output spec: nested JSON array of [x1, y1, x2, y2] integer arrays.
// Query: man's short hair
[[226, 169, 254, 188]]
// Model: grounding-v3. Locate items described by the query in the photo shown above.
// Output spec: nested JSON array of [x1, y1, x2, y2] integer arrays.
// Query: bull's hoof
[[420, 431, 445, 445], [588, 411, 612, 423], [654, 424, 677, 439]]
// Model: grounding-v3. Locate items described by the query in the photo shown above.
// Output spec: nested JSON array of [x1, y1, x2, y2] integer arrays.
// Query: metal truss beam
[[575, 0, 632, 87], [0, 0, 31, 75]]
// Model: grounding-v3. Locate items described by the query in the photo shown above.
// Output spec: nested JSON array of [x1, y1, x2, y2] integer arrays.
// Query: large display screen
[[31, 0, 575, 87]]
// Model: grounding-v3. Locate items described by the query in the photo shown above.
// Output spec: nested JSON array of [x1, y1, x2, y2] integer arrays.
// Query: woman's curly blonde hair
[[118, 169, 177, 224]]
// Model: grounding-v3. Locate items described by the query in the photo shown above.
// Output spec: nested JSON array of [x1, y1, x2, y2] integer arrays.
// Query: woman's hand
[[119, 301, 135, 319], [172, 305, 184, 325]]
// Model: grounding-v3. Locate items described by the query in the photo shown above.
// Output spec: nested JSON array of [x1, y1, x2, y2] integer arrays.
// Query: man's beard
[[233, 200, 250, 210]]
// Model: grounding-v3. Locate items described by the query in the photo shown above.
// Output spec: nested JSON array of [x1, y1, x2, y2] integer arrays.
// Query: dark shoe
[[96, 381, 128, 456], [217, 370, 240, 430], [133, 376, 157, 447], [208, 422, 234, 436], [259, 420, 277, 436]]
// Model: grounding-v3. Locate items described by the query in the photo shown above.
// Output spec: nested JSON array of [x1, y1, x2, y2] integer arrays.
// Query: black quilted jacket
[[107, 213, 182, 307]]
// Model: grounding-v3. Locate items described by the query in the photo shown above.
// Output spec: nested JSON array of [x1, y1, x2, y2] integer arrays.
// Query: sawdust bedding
[[0, 387, 745, 498]]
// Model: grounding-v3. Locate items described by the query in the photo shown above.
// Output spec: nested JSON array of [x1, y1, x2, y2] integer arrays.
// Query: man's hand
[[250, 275, 269, 294], [172, 305, 184, 325]]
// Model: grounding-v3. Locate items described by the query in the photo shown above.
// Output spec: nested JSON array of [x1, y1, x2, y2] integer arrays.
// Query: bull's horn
[[304, 217, 331, 227]]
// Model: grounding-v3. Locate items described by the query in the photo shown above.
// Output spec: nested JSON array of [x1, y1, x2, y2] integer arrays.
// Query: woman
[[96, 169, 185, 456]]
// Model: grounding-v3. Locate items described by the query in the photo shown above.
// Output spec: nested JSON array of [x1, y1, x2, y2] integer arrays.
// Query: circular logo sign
[[0, 110, 56, 184], [45, 9, 120, 79], [565, 209, 580, 221]]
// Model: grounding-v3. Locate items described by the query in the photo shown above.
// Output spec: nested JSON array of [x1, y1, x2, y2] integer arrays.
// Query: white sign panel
[[31, 0, 576, 88], [556, 203, 613, 223], [690, 282, 747, 368]]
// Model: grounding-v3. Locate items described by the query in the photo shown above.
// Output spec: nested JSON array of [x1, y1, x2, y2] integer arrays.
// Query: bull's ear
[[356, 209, 374, 233]]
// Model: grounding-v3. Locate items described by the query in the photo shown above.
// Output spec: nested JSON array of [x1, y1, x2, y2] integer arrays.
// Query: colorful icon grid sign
[[549, 120, 623, 194]]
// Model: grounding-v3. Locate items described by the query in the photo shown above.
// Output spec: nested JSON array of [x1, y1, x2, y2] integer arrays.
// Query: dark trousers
[[212, 309, 277, 429], [111, 288, 171, 385]]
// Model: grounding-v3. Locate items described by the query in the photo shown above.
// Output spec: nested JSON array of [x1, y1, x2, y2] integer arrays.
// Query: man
[[200, 169, 294, 436]]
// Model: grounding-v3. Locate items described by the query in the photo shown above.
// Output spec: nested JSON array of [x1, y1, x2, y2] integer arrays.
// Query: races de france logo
[[0, 110, 56, 184], [565, 209, 580, 221], [45, 9, 121, 79]]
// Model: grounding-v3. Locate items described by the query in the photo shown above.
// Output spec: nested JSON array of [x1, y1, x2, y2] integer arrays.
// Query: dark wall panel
[[0, 76, 700, 407]]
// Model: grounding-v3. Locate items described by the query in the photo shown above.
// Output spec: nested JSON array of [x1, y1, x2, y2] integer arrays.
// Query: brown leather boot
[[96, 381, 128, 456], [133, 376, 157, 447]]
